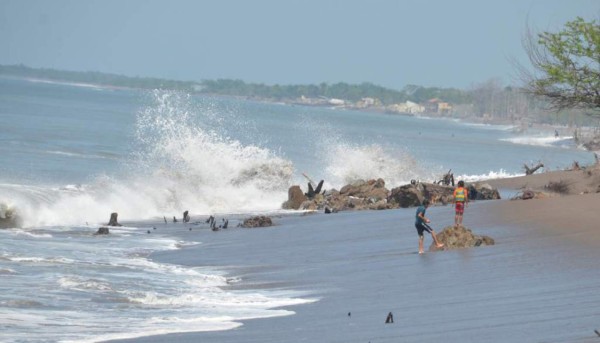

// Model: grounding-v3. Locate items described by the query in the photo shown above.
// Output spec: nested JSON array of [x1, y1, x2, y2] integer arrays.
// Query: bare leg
[[418, 235, 424, 254], [431, 230, 444, 248]]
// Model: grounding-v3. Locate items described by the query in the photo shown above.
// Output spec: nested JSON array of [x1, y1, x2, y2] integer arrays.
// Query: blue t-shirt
[[415, 205, 426, 225]]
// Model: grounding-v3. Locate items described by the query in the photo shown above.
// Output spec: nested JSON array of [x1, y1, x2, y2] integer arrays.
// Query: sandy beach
[[105, 164, 600, 343]]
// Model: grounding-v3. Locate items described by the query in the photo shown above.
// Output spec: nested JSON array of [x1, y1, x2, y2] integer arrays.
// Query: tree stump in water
[[107, 212, 122, 227]]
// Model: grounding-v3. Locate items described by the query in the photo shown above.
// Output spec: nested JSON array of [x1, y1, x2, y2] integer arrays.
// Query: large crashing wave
[[2, 91, 294, 227]]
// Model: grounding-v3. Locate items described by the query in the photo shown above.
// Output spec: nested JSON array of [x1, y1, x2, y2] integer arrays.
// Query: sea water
[[0, 76, 595, 342]]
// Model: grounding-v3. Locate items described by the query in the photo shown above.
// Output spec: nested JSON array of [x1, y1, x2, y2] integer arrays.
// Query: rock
[[241, 216, 273, 228], [388, 182, 454, 207], [0, 206, 22, 229], [388, 184, 423, 208], [95, 227, 110, 235], [468, 183, 501, 200], [282, 185, 307, 210], [429, 225, 494, 251]]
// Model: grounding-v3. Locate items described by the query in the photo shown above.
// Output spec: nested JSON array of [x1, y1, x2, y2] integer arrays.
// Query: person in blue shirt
[[415, 199, 444, 254]]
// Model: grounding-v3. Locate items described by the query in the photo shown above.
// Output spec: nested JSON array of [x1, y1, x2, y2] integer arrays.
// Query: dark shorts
[[415, 222, 432, 237], [455, 201, 465, 215]]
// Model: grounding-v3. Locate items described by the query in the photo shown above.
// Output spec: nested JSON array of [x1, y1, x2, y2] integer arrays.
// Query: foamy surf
[[0, 225, 317, 343], [501, 135, 575, 148]]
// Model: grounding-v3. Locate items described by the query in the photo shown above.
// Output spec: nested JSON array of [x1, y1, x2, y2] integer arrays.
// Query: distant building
[[388, 100, 424, 114], [424, 98, 452, 114]]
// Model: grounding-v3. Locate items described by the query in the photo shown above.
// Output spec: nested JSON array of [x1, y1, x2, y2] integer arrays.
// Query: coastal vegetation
[[518, 17, 600, 114], [1, 61, 596, 128]]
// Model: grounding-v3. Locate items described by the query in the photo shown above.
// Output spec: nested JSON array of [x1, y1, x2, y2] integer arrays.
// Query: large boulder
[[388, 184, 423, 208], [339, 178, 388, 201], [468, 183, 501, 200], [429, 225, 495, 251], [282, 185, 307, 210], [388, 182, 454, 208]]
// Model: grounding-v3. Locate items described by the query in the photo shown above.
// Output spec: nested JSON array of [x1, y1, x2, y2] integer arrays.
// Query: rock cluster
[[429, 225, 495, 252], [241, 216, 273, 228], [282, 179, 500, 212]]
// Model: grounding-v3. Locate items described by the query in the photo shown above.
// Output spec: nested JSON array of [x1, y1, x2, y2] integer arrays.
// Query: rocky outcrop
[[94, 227, 110, 235], [388, 182, 455, 207], [282, 179, 501, 213], [0, 206, 21, 229], [282, 185, 307, 210], [429, 225, 495, 252], [468, 182, 501, 200], [241, 216, 273, 228]]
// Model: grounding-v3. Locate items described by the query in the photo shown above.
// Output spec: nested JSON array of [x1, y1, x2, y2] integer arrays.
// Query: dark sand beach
[[107, 167, 600, 343]]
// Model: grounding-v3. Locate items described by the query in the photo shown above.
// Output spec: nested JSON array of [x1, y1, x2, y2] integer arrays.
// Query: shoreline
[[105, 165, 600, 343]]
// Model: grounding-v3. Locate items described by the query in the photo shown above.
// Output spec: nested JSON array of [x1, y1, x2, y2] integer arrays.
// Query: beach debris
[[544, 179, 571, 194], [435, 169, 455, 186], [511, 189, 551, 200], [183, 210, 190, 223], [107, 212, 122, 227], [206, 215, 215, 225], [241, 216, 273, 228], [94, 227, 110, 235], [430, 225, 494, 251], [524, 162, 544, 175], [385, 312, 394, 324]]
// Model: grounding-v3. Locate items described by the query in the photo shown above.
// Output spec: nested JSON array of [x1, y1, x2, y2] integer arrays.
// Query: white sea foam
[[501, 135, 574, 148], [1, 91, 295, 227], [456, 169, 524, 183], [324, 144, 437, 189]]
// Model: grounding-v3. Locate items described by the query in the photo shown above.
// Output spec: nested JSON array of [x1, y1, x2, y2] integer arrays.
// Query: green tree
[[520, 17, 600, 113]]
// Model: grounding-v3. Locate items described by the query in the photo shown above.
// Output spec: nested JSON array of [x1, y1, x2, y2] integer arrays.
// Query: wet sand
[[105, 177, 600, 343]]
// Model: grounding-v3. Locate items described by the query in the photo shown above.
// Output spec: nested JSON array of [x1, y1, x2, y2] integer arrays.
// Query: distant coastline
[[2, 63, 597, 133]]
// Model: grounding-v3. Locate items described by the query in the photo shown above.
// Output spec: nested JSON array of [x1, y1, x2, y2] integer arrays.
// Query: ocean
[[0, 76, 597, 342]]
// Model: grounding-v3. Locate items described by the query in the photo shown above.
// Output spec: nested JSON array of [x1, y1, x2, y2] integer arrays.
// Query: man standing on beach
[[415, 199, 444, 254], [453, 180, 468, 228]]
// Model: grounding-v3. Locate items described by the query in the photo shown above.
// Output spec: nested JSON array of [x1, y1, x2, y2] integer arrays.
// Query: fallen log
[[524, 162, 544, 175]]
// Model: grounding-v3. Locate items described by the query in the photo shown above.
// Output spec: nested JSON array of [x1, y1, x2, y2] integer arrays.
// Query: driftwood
[[524, 162, 544, 175], [307, 180, 324, 198], [107, 212, 122, 227], [302, 172, 324, 198], [436, 169, 454, 186]]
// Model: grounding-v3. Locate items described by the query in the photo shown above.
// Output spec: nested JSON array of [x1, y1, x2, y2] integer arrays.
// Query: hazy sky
[[0, 0, 598, 89]]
